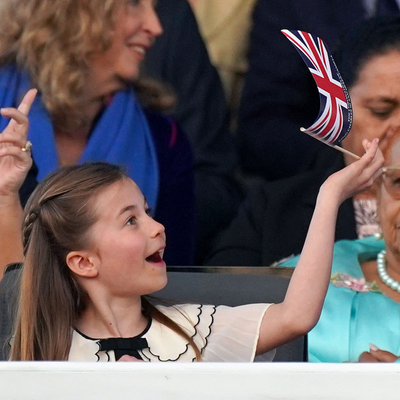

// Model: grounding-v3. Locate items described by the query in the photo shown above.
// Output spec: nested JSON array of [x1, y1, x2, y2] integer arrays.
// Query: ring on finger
[[21, 140, 32, 152]]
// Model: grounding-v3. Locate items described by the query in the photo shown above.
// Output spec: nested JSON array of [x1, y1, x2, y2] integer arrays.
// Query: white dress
[[69, 303, 273, 362]]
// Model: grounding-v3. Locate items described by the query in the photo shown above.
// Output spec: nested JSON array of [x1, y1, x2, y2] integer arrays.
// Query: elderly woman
[[281, 133, 400, 362], [206, 16, 400, 266], [0, 0, 196, 269]]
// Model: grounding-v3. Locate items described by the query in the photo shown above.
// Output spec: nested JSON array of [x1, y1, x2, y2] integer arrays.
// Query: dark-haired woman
[[207, 16, 400, 267]]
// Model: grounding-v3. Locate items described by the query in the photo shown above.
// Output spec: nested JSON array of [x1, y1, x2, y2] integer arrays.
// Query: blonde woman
[[0, 0, 195, 268]]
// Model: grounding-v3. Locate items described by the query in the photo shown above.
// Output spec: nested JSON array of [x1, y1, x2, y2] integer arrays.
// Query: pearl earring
[[374, 231, 383, 240]]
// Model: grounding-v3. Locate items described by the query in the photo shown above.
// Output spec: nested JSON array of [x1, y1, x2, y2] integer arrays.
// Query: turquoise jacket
[[281, 236, 400, 362]]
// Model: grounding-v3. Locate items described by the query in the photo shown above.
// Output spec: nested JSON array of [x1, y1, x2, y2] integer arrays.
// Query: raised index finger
[[17, 88, 37, 116]]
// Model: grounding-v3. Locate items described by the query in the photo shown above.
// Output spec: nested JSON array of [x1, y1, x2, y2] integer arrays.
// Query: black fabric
[[206, 146, 357, 266], [144, 110, 195, 265], [376, 0, 400, 15], [98, 337, 149, 361], [237, 0, 367, 181], [19, 161, 38, 207], [143, 0, 244, 263]]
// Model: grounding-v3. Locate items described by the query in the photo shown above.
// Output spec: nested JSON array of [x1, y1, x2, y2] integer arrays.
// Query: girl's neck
[[75, 295, 148, 339]]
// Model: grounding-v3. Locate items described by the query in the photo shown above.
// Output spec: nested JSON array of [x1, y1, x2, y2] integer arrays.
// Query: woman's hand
[[359, 344, 399, 363], [0, 88, 37, 199], [321, 139, 384, 204], [0, 88, 37, 278]]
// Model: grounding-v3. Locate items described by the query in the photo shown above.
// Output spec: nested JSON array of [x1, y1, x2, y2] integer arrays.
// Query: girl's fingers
[[371, 167, 383, 183], [358, 139, 383, 171], [362, 138, 379, 158], [362, 139, 371, 151]]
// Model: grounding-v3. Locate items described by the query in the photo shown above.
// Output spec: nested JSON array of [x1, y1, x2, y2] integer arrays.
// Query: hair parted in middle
[[11, 162, 200, 361]]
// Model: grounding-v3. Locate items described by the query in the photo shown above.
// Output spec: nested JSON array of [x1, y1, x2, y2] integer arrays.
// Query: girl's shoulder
[[145, 303, 272, 362]]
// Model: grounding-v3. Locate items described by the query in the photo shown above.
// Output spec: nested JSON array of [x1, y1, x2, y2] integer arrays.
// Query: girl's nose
[[149, 217, 165, 238]]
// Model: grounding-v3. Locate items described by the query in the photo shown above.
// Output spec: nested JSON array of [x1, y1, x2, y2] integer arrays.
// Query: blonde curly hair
[[0, 0, 121, 130]]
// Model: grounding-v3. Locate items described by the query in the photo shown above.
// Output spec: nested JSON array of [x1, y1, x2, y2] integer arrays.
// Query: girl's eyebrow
[[119, 196, 148, 216], [119, 205, 137, 216]]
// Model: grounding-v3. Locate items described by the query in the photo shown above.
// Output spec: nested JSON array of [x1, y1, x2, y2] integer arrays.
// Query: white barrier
[[1, 362, 400, 400]]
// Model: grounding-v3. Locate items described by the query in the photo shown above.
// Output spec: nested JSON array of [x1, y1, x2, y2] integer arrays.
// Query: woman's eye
[[370, 108, 393, 119], [145, 208, 153, 217]]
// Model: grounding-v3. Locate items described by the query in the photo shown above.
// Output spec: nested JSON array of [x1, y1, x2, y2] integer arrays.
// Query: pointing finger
[[17, 88, 37, 116]]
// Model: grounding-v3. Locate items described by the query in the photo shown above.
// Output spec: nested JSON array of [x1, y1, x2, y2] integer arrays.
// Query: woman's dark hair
[[334, 16, 400, 89]]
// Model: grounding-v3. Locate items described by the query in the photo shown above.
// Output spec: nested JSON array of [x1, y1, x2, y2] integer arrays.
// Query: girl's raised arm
[[0, 89, 37, 279], [256, 139, 384, 355]]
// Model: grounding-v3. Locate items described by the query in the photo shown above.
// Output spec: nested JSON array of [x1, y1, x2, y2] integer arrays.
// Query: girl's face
[[341, 50, 400, 164], [87, 178, 167, 297], [87, 0, 162, 94]]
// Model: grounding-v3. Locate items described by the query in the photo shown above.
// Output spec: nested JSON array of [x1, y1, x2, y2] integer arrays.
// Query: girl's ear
[[66, 251, 98, 278]]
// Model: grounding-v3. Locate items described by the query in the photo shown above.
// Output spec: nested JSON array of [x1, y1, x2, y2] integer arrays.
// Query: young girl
[[0, 90, 384, 361]]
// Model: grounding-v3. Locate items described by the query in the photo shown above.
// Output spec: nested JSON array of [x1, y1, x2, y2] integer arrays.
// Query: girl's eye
[[126, 216, 136, 226], [145, 208, 153, 217]]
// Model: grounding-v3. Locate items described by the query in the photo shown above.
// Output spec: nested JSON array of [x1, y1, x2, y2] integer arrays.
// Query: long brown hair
[[10, 163, 200, 361]]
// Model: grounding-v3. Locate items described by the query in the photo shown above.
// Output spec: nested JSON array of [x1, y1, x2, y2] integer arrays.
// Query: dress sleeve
[[201, 304, 274, 362], [155, 303, 274, 362]]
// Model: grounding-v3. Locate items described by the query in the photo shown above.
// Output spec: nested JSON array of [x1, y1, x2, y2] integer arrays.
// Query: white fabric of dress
[[68, 303, 273, 362]]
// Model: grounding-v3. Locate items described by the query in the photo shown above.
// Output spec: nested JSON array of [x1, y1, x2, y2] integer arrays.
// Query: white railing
[[1, 362, 400, 400]]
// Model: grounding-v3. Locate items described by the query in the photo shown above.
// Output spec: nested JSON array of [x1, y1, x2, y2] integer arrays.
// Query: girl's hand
[[321, 139, 384, 204], [0, 88, 37, 199]]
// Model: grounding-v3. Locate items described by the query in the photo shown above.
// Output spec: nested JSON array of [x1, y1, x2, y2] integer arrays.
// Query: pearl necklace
[[377, 250, 400, 293]]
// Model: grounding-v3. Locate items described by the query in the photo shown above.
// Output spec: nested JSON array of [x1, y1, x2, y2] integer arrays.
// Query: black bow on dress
[[98, 337, 149, 361]]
